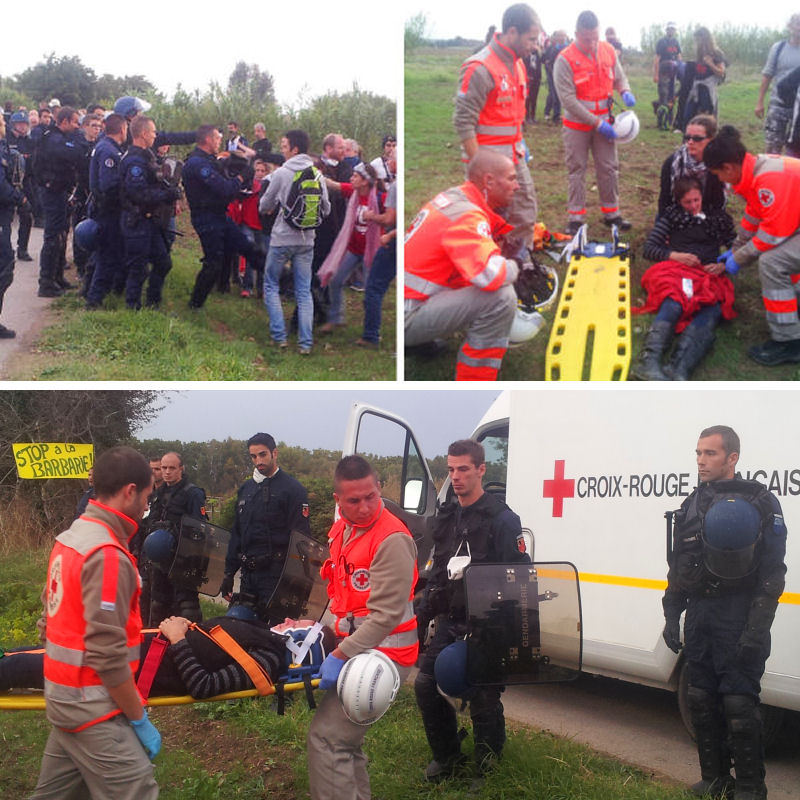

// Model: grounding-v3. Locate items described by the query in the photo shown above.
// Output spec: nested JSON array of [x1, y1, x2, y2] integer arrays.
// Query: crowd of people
[[0, 96, 396, 353], [404, 6, 800, 381]]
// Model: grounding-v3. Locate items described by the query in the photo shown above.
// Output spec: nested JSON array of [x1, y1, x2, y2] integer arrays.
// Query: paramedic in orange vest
[[405, 149, 520, 381], [703, 125, 800, 366], [454, 3, 541, 257], [30, 446, 160, 800], [307, 455, 418, 800], [554, 9, 636, 234]]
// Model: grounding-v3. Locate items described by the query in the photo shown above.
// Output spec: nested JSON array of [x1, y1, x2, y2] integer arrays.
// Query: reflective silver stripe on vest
[[44, 678, 112, 702], [405, 271, 447, 297], [46, 641, 85, 666], [756, 229, 790, 247], [472, 254, 507, 289], [476, 124, 518, 136], [743, 210, 760, 227], [344, 600, 417, 649]]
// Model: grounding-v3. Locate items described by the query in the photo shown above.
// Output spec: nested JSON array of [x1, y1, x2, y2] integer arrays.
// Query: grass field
[[9, 218, 397, 382], [404, 49, 799, 382]]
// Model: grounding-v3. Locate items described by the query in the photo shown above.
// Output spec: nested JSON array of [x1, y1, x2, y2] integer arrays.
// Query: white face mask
[[447, 539, 472, 581]]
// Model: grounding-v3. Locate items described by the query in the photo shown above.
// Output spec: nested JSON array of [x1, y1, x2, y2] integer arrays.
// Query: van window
[[478, 425, 509, 487], [354, 411, 429, 512]]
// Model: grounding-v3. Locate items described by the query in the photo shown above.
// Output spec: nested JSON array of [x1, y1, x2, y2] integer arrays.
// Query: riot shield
[[260, 530, 330, 622], [169, 515, 230, 597], [463, 562, 582, 685]]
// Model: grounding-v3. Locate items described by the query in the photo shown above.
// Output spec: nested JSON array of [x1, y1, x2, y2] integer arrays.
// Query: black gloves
[[219, 573, 235, 598], [662, 618, 682, 653]]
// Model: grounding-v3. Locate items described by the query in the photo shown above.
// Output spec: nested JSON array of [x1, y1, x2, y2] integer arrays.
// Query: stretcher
[[545, 224, 632, 381]]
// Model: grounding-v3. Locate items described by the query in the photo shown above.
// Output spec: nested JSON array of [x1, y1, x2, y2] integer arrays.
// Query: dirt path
[[0, 225, 61, 380]]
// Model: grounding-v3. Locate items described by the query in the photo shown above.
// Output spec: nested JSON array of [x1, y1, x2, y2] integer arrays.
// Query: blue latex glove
[[130, 711, 161, 759], [318, 653, 347, 690], [622, 91, 636, 107], [598, 121, 617, 140], [718, 248, 739, 274]]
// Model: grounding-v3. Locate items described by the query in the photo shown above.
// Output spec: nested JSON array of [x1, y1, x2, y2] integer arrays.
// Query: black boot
[[688, 687, 733, 797], [631, 320, 673, 381], [723, 694, 767, 800], [664, 325, 715, 381]]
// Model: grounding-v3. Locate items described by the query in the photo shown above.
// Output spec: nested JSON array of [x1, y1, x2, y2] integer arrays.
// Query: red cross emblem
[[351, 568, 370, 591], [543, 460, 575, 518]]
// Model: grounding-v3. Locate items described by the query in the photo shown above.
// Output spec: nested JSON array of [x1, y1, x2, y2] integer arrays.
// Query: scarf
[[318, 186, 381, 287], [670, 145, 708, 198]]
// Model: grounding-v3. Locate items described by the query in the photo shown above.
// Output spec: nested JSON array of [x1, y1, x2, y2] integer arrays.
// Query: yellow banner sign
[[13, 443, 94, 479]]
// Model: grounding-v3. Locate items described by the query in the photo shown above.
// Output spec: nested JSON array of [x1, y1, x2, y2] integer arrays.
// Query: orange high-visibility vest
[[44, 535, 142, 732], [322, 506, 419, 667], [560, 40, 617, 132], [735, 152, 800, 254], [460, 35, 528, 161], [404, 181, 514, 302]]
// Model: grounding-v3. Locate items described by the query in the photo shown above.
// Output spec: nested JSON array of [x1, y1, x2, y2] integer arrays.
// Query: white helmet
[[613, 110, 640, 144], [337, 649, 400, 725], [508, 308, 545, 346]]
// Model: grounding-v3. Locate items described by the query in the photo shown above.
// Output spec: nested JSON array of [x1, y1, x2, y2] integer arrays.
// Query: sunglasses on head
[[684, 134, 708, 143]]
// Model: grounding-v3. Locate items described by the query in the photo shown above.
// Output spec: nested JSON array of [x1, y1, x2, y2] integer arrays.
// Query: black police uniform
[[86, 135, 126, 307], [0, 140, 25, 331], [222, 468, 311, 621], [144, 475, 207, 626], [5, 127, 34, 259], [70, 131, 94, 280], [663, 476, 787, 800], [414, 491, 529, 778], [182, 147, 258, 308], [34, 126, 83, 295], [119, 145, 181, 309]]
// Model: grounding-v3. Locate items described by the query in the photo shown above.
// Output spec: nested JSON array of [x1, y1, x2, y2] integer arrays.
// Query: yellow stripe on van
[[536, 568, 800, 605]]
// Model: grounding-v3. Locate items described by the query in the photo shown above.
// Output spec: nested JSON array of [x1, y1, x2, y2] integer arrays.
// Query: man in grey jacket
[[259, 129, 330, 354]]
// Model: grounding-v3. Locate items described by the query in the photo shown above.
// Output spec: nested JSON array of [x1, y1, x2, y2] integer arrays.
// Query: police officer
[[85, 113, 128, 309], [71, 113, 103, 283], [5, 111, 35, 261], [35, 106, 83, 297], [182, 124, 260, 309], [0, 115, 27, 338], [219, 433, 311, 622], [144, 451, 207, 625], [113, 96, 196, 151], [119, 116, 181, 309], [662, 425, 787, 800], [414, 439, 529, 788]]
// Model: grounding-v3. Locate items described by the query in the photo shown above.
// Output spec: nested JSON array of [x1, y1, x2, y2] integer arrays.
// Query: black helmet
[[702, 497, 762, 579]]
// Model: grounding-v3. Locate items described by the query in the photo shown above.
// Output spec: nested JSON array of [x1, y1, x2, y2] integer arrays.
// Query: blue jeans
[[362, 242, 396, 342], [656, 297, 721, 330], [264, 244, 314, 348], [326, 250, 363, 324]]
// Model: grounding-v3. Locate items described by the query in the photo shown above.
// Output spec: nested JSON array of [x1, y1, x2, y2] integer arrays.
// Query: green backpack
[[283, 165, 324, 230]]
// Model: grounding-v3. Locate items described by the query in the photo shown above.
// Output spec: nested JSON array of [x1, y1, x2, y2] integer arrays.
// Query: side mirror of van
[[403, 478, 423, 512]]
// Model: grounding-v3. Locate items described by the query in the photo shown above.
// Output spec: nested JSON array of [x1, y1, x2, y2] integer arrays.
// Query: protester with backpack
[[259, 129, 330, 354]]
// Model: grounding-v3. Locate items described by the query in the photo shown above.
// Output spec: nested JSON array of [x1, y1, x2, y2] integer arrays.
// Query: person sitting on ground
[[658, 114, 726, 216], [632, 176, 736, 381]]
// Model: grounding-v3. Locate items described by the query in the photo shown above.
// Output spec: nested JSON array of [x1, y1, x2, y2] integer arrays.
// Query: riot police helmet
[[74, 218, 101, 253], [701, 497, 763, 579], [9, 111, 28, 126], [434, 638, 475, 699], [226, 603, 259, 621], [142, 528, 177, 570], [113, 96, 152, 119]]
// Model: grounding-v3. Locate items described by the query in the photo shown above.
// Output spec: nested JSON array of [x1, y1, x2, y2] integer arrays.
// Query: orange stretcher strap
[[189, 623, 274, 696]]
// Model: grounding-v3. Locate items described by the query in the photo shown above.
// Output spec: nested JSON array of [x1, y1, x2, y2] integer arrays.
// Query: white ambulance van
[[344, 389, 799, 738]]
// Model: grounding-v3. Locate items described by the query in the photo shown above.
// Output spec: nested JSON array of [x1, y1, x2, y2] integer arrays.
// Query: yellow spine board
[[0, 679, 320, 711], [545, 252, 631, 381]]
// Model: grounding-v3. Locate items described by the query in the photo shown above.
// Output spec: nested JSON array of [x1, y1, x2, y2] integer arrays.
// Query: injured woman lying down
[[0, 615, 334, 699]]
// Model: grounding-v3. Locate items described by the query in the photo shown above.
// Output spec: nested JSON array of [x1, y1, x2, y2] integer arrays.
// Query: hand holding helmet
[[318, 652, 347, 689], [598, 120, 617, 140]]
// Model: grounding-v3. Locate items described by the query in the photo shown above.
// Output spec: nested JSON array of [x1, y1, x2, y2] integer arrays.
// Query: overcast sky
[[1, 0, 399, 109], [136, 388, 502, 459], [418, 2, 796, 50]]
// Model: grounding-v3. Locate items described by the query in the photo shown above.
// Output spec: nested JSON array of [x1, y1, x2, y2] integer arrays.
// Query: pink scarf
[[318, 187, 381, 287]]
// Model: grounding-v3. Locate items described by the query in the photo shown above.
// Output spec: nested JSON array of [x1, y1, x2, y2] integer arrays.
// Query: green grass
[[11, 222, 396, 381], [1, 544, 697, 799], [404, 49, 800, 381]]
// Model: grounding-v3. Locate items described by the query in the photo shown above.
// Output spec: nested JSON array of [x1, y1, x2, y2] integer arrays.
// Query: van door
[[343, 403, 438, 567]]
